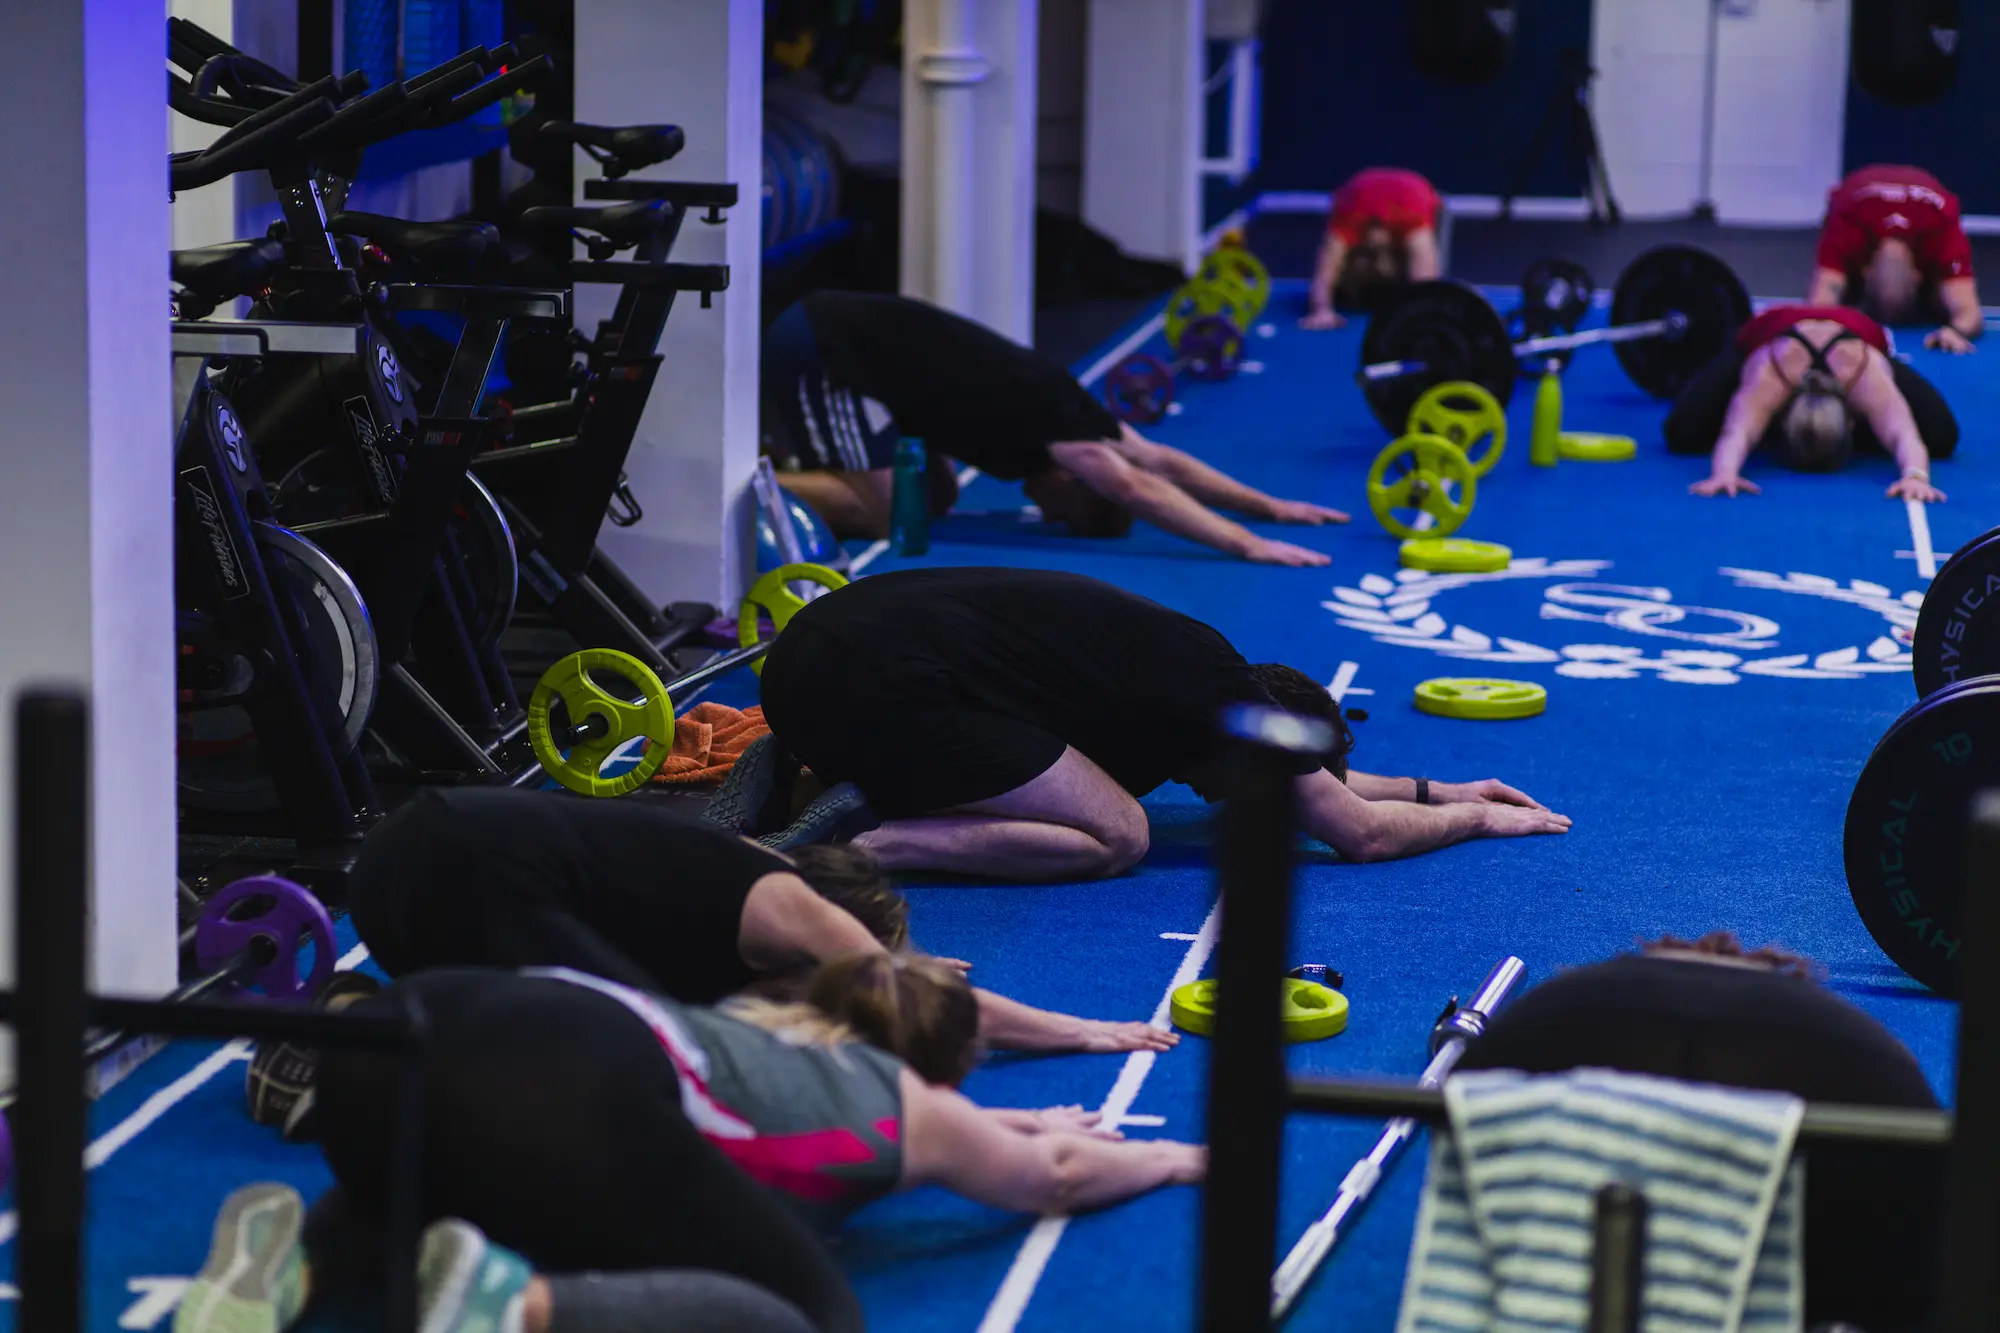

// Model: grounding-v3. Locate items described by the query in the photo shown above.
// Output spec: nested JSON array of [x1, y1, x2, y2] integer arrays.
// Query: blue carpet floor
[[10, 278, 1980, 1332]]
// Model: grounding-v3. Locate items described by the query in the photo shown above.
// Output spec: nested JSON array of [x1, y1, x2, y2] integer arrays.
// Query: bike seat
[[171, 238, 287, 303], [517, 201, 673, 250], [328, 212, 502, 270], [538, 121, 685, 175]]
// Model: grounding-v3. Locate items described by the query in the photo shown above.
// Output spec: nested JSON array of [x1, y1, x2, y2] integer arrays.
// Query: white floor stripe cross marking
[[1903, 497, 1938, 579]]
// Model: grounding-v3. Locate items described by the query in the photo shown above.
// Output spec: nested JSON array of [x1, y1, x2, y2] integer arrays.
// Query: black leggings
[[1662, 344, 1959, 461], [1458, 954, 1942, 1333], [314, 969, 865, 1333]]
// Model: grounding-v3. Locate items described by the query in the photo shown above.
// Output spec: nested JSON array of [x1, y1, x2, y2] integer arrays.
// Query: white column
[[0, 0, 177, 1018], [1082, 0, 1203, 271], [573, 0, 765, 608], [171, 0, 238, 253], [903, 0, 1040, 343]]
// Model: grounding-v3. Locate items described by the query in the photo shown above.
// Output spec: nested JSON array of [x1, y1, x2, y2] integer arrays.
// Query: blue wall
[[1255, 0, 1594, 198], [1844, 8, 2000, 215]]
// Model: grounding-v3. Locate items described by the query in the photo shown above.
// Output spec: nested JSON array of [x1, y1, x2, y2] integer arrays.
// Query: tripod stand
[[1501, 48, 1620, 225]]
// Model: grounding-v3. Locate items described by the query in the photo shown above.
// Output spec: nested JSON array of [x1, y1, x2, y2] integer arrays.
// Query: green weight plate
[[1414, 677, 1548, 720], [1609, 244, 1751, 400], [1169, 978, 1349, 1043], [1407, 380, 1508, 476], [528, 648, 676, 798], [1165, 277, 1258, 352], [1557, 431, 1638, 462], [1358, 279, 1518, 435], [1367, 433, 1477, 540], [1400, 537, 1513, 573], [1196, 245, 1271, 318]]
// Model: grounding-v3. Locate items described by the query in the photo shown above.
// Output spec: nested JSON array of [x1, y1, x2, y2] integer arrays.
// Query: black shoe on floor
[[701, 735, 801, 837], [757, 781, 881, 852]]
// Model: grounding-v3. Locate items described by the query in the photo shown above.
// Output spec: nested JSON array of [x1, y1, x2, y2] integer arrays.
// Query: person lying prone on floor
[[760, 290, 1348, 566], [1664, 305, 1956, 502], [721, 566, 1568, 879], [178, 957, 1208, 1333], [345, 786, 1174, 1057]]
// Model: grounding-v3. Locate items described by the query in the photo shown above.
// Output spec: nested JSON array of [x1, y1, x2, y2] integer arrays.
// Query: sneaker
[[174, 1184, 309, 1333], [701, 734, 797, 836], [416, 1219, 533, 1333], [757, 780, 881, 851], [246, 971, 382, 1136]]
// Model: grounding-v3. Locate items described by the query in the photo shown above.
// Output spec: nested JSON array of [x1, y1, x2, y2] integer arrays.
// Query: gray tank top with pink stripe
[[527, 967, 906, 1226]]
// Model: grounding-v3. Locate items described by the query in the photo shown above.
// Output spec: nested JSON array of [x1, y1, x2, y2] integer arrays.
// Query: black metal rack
[[8, 690, 430, 1333], [1199, 704, 1997, 1333]]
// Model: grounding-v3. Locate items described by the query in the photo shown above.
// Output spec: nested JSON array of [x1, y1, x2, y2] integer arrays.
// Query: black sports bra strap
[[1776, 326, 1865, 391]]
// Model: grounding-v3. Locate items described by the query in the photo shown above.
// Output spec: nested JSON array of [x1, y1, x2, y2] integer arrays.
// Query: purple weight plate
[[1180, 314, 1243, 382], [1104, 353, 1175, 425], [195, 874, 337, 1002]]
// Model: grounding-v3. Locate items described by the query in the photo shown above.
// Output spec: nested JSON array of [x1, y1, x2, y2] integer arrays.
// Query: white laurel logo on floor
[[1323, 559, 1923, 684]]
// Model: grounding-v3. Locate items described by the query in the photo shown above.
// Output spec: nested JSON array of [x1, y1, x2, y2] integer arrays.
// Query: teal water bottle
[[892, 438, 931, 556]]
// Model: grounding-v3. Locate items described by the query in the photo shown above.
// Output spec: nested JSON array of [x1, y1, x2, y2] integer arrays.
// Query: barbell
[[1354, 244, 1753, 434]]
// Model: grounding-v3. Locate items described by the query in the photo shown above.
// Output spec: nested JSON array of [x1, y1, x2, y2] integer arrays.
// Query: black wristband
[[1415, 778, 1430, 805]]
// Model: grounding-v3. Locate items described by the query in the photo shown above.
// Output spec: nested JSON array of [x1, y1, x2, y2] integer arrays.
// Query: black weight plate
[[1842, 676, 2000, 996], [1518, 257, 1594, 337], [1911, 524, 2000, 698], [1358, 280, 1516, 435], [1609, 244, 1751, 399]]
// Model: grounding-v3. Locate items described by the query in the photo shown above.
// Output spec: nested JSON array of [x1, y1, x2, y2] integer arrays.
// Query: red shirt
[[1736, 305, 1890, 355], [1815, 165, 1974, 281], [1328, 168, 1441, 245]]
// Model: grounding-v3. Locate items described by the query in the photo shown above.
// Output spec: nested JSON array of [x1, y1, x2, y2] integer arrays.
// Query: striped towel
[[1396, 1068, 1806, 1333]]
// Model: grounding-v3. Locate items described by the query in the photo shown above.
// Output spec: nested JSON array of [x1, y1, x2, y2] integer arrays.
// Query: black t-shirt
[[800, 292, 1123, 480], [1460, 954, 1942, 1332], [782, 567, 1294, 797], [349, 787, 792, 1004]]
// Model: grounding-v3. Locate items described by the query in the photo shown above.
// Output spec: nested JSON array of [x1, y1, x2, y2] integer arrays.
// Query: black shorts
[[759, 623, 1067, 818], [760, 303, 901, 474], [1662, 345, 1959, 462]]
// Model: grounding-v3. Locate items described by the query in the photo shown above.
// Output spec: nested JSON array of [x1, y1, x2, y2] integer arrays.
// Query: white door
[[1592, 0, 1849, 224]]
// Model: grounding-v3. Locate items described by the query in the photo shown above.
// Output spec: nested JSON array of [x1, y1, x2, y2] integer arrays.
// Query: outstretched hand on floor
[[1268, 498, 1352, 525], [1242, 537, 1331, 567]]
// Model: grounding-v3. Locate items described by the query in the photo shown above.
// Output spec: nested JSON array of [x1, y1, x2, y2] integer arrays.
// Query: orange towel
[[649, 702, 770, 787]]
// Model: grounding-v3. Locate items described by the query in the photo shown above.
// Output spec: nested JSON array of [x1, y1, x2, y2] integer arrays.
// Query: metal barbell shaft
[[1269, 956, 1526, 1321], [1358, 310, 1692, 384], [1513, 310, 1689, 358]]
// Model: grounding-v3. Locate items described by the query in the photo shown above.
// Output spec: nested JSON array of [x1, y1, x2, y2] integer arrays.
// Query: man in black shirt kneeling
[[728, 567, 1567, 879], [762, 292, 1347, 567]]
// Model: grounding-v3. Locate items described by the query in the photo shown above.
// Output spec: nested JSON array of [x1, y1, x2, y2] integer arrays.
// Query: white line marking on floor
[[1113, 1114, 1166, 1128], [1160, 932, 1200, 941], [1903, 498, 1937, 579], [0, 942, 375, 1248], [977, 903, 1221, 1333], [1078, 312, 1168, 390], [1328, 661, 1360, 702]]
